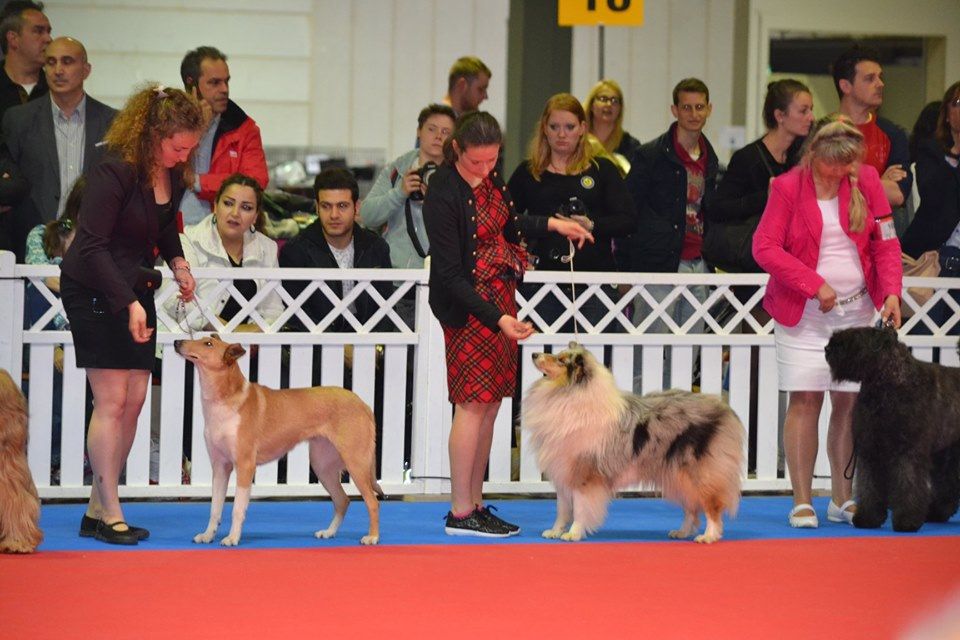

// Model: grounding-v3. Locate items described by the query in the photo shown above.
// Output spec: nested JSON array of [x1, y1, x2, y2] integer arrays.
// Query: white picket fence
[[1, 250, 957, 500]]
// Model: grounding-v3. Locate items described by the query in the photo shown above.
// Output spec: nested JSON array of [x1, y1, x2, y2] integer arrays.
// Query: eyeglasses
[[595, 95, 621, 106], [678, 103, 708, 113]]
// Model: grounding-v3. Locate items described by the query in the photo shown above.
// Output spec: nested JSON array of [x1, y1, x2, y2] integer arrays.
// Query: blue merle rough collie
[[522, 343, 744, 543]]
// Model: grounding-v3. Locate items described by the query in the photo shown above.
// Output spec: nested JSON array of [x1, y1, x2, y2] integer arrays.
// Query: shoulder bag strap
[[404, 197, 429, 259], [755, 140, 777, 179]]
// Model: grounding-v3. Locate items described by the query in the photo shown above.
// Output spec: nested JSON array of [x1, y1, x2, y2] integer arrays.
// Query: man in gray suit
[[2, 36, 116, 259]]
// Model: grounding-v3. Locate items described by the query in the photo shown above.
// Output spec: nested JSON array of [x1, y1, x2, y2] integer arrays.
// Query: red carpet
[[3, 537, 959, 639]]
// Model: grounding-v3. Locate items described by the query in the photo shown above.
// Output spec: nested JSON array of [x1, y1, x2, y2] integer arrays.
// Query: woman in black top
[[706, 79, 814, 274], [584, 79, 641, 175], [902, 81, 960, 262], [508, 93, 634, 330], [425, 112, 591, 537], [60, 84, 202, 545]]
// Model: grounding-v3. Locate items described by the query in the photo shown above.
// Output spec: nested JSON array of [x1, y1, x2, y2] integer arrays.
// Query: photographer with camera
[[507, 93, 635, 331], [362, 103, 456, 270]]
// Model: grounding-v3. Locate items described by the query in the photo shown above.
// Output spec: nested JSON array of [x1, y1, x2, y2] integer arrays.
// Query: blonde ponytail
[[848, 174, 866, 233]]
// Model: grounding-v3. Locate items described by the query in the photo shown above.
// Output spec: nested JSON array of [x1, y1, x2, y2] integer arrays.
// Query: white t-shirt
[[815, 197, 866, 299], [329, 241, 356, 312]]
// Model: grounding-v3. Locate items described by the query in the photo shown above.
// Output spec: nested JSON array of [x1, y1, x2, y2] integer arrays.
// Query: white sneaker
[[827, 499, 856, 525]]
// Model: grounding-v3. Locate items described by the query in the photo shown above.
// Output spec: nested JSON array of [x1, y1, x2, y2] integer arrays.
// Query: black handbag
[[702, 215, 762, 273], [702, 142, 775, 273]]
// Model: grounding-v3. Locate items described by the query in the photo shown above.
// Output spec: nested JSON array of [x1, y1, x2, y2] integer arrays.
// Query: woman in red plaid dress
[[424, 112, 593, 537]]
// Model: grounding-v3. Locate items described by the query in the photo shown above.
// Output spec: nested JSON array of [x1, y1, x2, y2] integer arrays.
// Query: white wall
[[43, 0, 509, 163]]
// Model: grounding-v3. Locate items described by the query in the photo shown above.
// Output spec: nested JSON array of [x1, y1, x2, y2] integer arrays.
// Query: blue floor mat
[[36, 496, 960, 552]]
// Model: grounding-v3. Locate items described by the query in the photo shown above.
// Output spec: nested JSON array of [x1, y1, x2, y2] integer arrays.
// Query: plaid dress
[[442, 178, 526, 404]]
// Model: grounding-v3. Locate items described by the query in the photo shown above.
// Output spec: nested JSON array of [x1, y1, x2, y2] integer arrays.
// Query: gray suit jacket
[[2, 93, 116, 256]]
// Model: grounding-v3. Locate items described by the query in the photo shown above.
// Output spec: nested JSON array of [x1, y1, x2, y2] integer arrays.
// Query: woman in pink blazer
[[753, 118, 902, 528]]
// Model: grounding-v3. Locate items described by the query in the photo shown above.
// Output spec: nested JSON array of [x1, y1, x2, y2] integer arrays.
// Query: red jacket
[[752, 164, 902, 327], [197, 100, 268, 203]]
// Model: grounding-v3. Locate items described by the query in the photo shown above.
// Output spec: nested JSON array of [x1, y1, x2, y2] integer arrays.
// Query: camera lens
[[409, 161, 438, 202]]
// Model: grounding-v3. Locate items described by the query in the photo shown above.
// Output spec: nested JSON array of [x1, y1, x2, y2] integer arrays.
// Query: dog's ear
[[223, 343, 247, 364], [571, 353, 587, 384]]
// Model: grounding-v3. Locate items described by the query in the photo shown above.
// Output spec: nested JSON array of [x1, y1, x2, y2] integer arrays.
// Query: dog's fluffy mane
[[523, 348, 630, 484]]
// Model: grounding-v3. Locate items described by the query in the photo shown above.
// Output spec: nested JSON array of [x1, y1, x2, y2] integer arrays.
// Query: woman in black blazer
[[60, 85, 203, 545], [424, 111, 591, 537]]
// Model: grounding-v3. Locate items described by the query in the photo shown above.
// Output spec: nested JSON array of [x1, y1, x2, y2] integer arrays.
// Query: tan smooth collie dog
[[174, 335, 382, 546]]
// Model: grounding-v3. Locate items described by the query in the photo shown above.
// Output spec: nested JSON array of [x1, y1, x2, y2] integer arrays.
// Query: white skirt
[[774, 295, 876, 392]]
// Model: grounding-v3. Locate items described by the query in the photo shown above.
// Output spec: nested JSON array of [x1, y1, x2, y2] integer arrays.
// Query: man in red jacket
[[178, 46, 268, 227]]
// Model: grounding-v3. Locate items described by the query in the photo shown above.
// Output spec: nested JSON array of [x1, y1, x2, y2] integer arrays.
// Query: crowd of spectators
[[2, 2, 948, 341]]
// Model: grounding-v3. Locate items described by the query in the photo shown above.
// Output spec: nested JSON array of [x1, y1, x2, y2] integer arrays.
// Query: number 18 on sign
[[558, 0, 644, 26]]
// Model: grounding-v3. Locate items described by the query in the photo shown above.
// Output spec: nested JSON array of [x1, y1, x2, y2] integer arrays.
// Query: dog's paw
[[694, 533, 720, 544], [193, 531, 216, 544], [360, 535, 379, 545], [559, 530, 584, 542], [541, 528, 564, 539], [668, 529, 693, 539], [219, 535, 240, 547], [0, 541, 37, 554], [314, 528, 337, 539]]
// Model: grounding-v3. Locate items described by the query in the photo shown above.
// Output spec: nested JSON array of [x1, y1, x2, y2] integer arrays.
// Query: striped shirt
[[51, 94, 86, 218]]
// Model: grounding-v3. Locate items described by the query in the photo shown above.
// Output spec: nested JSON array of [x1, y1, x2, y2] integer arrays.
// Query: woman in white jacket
[[173, 173, 284, 331]]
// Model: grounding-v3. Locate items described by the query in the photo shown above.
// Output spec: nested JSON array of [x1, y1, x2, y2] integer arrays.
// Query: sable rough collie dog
[[523, 343, 744, 543], [0, 369, 43, 553]]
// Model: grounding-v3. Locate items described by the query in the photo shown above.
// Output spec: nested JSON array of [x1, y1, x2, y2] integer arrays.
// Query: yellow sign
[[558, 0, 644, 26]]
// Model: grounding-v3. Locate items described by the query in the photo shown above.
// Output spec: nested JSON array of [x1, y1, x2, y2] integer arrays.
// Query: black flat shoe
[[94, 520, 139, 546], [80, 514, 150, 541], [128, 524, 150, 541], [79, 514, 98, 538]]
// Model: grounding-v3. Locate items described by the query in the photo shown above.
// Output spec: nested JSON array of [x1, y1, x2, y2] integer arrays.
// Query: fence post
[[0, 251, 23, 381], [410, 266, 450, 495]]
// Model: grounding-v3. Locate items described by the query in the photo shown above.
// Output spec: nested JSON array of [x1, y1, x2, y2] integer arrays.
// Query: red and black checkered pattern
[[443, 179, 519, 404]]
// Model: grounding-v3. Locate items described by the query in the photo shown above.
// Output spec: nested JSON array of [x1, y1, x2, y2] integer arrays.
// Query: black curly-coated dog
[[825, 326, 960, 532]]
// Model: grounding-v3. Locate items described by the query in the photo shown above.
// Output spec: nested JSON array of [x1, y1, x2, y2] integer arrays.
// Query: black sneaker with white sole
[[475, 505, 520, 536], [444, 509, 511, 538]]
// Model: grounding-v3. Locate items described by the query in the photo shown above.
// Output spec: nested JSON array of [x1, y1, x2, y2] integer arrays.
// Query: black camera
[[558, 196, 587, 216], [408, 161, 438, 201]]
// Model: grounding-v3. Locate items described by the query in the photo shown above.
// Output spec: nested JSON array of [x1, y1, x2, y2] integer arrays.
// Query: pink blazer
[[752, 164, 902, 327]]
